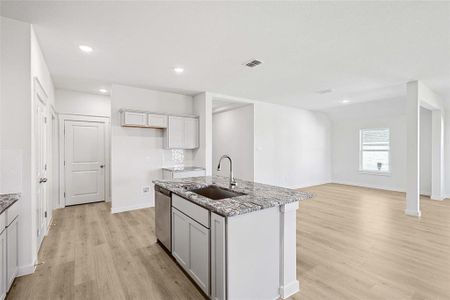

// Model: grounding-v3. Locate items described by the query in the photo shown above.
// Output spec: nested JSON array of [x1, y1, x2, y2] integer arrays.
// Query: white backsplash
[[163, 149, 194, 168]]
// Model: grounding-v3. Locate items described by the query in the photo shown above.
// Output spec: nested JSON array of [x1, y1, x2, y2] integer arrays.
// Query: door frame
[[58, 114, 111, 208], [33, 77, 48, 251], [46, 105, 58, 234]]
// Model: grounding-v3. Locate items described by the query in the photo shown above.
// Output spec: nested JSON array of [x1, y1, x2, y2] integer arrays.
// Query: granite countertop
[[0, 193, 20, 215], [153, 176, 313, 217], [162, 166, 206, 172]]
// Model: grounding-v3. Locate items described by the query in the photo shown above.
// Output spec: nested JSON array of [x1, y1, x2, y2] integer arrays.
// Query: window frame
[[359, 128, 391, 175]]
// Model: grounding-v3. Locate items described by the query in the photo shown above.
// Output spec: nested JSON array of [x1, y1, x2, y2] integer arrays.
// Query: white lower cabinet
[[211, 213, 226, 300], [172, 207, 210, 295], [0, 230, 6, 300], [6, 217, 18, 291], [172, 208, 190, 269], [0, 202, 19, 300], [187, 217, 209, 293]]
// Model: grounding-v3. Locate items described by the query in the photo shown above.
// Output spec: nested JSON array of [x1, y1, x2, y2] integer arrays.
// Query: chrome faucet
[[217, 155, 237, 187]]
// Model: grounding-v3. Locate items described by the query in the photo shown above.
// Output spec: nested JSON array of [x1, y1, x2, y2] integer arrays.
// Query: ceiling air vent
[[316, 88, 333, 94], [245, 59, 263, 68]]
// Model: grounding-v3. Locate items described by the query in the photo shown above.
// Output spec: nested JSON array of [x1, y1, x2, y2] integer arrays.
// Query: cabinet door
[[211, 213, 226, 300], [147, 114, 167, 128], [167, 116, 185, 149], [6, 218, 18, 292], [0, 230, 6, 299], [184, 117, 199, 149], [122, 111, 147, 127], [188, 219, 210, 295], [172, 208, 189, 269]]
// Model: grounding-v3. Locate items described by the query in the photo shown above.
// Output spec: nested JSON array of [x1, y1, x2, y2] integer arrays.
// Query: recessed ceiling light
[[174, 67, 184, 74], [342, 99, 350, 104], [99, 89, 108, 94], [79, 45, 93, 53]]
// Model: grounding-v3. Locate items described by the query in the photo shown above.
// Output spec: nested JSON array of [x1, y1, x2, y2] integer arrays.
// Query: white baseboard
[[279, 280, 300, 299], [405, 209, 421, 217], [111, 203, 153, 214], [17, 262, 36, 277], [430, 195, 445, 201], [332, 180, 404, 193]]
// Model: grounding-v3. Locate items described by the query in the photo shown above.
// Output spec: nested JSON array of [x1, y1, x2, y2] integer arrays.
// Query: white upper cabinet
[[121, 110, 168, 128], [184, 117, 199, 149], [121, 109, 198, 148], [166, 116, 185, 148], [165, 116, 199, 149], [122, 111, 147, 127], [147, 113, 167, 128]]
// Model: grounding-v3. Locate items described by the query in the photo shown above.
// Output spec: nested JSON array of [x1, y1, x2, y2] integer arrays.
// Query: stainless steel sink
[[191, 185, 246, 200]]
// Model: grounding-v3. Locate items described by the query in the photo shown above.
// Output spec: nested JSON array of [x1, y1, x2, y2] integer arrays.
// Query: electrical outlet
[[142, 186, 150, 194]]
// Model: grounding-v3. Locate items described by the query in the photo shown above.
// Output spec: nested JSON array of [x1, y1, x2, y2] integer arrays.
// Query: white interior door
[[64, 120, 105, 206], [35, 91, 48, 250]]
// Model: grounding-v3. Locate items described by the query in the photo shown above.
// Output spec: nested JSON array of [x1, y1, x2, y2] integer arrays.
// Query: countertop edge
[[153, 177, 312, 218], [0, 193, 21, 215]]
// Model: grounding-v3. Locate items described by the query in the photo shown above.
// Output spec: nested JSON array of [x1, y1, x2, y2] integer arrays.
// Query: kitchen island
[[153, 176, 312, 300]]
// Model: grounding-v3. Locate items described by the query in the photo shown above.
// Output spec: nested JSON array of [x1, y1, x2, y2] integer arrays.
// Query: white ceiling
[[1, 1, 449, 110]]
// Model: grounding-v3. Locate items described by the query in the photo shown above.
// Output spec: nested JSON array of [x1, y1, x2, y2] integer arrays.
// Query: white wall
[[1, 17, 55, 275], [111, 84, 194, 213], [31, 26, 55, 107], [55, 89, 111, 117], [326, 98, 436, 194], [212, 105, 254, 181], [253, 102, 331, 189], [1, 17, 34, 275], [327, 98, 407, 192]]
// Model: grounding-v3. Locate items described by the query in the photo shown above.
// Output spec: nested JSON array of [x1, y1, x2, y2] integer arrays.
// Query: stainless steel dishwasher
[[155, 185, 172, 251]]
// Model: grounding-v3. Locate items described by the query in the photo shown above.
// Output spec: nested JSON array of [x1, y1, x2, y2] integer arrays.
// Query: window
[[360, 128, 390, 173]]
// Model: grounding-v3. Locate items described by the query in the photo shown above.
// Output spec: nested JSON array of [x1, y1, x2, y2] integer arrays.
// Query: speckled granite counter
[[0, 193, 20, 214], [153, 176, 312, 217]]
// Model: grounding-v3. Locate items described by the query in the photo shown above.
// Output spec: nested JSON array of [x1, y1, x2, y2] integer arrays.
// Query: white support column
[[279, 201, 299, 299], [406, 81, 421, 217], [431, 110, 444, 200], [193, 92, 212, 174]]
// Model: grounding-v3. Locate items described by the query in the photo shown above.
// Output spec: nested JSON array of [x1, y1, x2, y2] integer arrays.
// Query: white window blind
[[360, 128, 390, 172]]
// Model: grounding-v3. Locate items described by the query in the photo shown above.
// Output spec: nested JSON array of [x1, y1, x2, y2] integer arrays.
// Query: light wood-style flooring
[[7, 183, 450, 299]]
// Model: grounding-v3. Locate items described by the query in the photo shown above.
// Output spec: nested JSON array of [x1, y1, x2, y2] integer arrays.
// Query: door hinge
[[64, 161, 66, 166], [64, 192, 66, 198], [44, 211, 47, 218], [44, 164, 47, 171]]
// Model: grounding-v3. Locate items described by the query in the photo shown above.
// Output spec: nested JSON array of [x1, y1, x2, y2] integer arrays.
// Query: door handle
[[39, 178, 48, 184], [100, 165, 105, 169]]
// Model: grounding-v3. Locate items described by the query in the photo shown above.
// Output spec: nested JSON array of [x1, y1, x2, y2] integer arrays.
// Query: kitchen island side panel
[[227, 206, 280, 300]]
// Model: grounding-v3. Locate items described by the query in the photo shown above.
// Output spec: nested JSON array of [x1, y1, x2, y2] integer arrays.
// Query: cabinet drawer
[[172, 170, 206, 179], [147, 114, 167, 128], [6, 202, 18, 226], [172, 194, 209, 228]]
